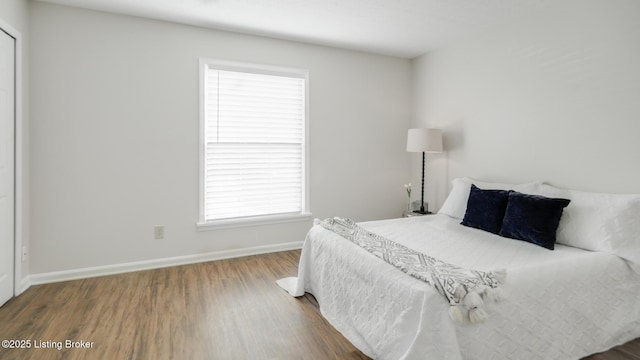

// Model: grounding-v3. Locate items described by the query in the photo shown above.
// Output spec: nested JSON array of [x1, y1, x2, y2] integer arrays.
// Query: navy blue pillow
[[461, 184, 511, 234], [499, 192, 570, 250]]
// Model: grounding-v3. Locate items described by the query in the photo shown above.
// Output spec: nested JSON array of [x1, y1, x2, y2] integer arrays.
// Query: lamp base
[[412, 210, 432, 215]]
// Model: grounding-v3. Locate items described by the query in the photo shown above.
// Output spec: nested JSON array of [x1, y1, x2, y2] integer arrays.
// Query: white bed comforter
[[279, 215, 640, 360]]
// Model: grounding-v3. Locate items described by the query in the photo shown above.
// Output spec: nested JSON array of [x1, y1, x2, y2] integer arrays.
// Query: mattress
[[279, 214, 640, 360]]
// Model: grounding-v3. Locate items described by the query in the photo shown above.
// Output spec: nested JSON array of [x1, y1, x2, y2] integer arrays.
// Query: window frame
[[197, 58, 311, 230]]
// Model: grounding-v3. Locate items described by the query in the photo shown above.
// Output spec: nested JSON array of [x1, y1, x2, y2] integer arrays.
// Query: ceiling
[[36, 0, 553, 58]]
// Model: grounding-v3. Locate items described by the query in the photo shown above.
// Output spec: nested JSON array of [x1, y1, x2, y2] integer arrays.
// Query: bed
[[278, 178, 640, 360]]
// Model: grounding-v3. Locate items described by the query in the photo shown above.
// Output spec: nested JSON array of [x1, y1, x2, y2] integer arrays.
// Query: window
[[198, 59, 310, 229]]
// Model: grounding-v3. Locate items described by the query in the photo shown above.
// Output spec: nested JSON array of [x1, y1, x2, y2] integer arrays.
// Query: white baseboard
[[17, 277, 30, 296], [26, 241, 303, 287]]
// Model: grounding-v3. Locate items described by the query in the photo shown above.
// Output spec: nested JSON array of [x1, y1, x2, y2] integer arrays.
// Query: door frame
[[0, 17, 25, 297]]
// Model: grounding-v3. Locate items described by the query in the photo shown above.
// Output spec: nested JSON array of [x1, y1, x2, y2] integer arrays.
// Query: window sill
[[197, 212, 313, 231]]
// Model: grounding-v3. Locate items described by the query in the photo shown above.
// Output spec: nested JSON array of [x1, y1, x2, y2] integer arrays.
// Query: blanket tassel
[[449, 305, 466, 323], [469, 307, 488, 324], [450, 278, 506, 324]]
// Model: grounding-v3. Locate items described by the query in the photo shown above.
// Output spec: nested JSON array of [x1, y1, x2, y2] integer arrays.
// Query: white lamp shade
[[406, 128, 443, 153]]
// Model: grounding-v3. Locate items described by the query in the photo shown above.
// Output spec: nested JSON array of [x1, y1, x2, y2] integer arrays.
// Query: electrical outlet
[[22, 246, 28, 262], [154, 226, 165, 240]]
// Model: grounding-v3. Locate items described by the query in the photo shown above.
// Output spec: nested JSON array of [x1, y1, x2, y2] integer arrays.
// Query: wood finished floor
[[0, 249, 638, 360]]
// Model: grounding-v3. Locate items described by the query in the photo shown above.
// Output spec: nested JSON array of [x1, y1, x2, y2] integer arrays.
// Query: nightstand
[[402, 210, 433, 218]]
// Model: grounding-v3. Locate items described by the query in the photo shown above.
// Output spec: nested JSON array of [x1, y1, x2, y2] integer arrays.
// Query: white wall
[[1, 0, 30, 291], [412, 0, 640, 211], [0, 0, 28, 30], [29, 3, 412, 274]]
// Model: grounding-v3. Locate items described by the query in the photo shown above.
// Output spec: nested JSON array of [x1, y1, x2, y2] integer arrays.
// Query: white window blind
[[200, 60, 308, 224]]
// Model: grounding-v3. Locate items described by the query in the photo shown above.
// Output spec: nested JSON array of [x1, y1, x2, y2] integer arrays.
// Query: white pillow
[[535, 184, 640, 270], [438, 177, 541, 220]]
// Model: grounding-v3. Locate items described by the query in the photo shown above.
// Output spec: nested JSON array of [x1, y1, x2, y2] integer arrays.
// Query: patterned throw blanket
[[316, 217, 507, 324]]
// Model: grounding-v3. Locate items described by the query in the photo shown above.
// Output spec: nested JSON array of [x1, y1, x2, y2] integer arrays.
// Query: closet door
[[0, 28, 15, 307]]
